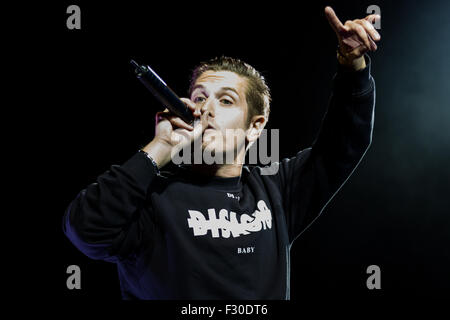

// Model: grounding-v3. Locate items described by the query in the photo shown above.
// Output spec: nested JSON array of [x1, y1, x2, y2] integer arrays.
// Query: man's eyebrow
[[191, 84, 204, 92], [219, 87, 240, 97], [191, 85, 240, 98]]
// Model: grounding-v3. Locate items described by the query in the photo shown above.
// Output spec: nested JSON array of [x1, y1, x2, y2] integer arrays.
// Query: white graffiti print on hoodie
[[187, 200, 272, 238]]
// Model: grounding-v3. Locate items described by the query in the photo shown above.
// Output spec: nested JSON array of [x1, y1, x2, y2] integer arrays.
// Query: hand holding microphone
[[131, 60, 207, 168]]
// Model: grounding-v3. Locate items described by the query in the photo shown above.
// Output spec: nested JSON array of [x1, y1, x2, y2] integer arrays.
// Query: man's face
[[190, 70, 250, 162]]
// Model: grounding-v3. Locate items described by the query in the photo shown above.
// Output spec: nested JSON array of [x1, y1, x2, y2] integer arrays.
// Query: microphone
[[130, 60, 195, 125]]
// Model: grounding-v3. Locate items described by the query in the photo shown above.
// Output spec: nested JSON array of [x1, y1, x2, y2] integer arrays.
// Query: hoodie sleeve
[[62, 151, 159, 262], [271, 54, 375, 244]]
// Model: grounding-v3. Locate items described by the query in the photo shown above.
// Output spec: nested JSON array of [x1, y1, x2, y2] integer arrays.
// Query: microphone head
[[130, 59, 146, 75]]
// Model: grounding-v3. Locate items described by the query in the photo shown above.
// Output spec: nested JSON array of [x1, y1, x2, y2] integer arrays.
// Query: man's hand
[[142, 99, 207, 168], [325, 6, 381, 71]]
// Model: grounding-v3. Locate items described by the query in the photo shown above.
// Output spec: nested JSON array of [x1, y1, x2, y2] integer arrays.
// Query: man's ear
[[246, 115, 267, 144]]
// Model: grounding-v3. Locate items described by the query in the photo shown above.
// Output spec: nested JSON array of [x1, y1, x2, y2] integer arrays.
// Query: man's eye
[[194, 97, 206, 103], [221, 99, 233, 105]]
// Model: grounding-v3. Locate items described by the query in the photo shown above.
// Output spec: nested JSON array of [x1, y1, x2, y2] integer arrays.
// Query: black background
[[28, 0, 450, 307]]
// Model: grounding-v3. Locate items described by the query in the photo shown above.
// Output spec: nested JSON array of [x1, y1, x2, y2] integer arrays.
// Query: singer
[[63, 7, 380, 299]]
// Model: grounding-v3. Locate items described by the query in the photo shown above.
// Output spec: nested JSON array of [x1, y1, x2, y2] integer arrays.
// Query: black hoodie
[[63, 56, 376, 300]]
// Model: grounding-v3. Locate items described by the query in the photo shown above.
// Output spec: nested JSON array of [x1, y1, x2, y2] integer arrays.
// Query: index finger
[[180, 98, 196, 111], [325, 6, 345, 34], [181, 97, 202, 118]]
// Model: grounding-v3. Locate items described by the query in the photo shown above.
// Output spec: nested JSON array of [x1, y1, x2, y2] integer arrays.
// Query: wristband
[[138, 149, 161, 175]]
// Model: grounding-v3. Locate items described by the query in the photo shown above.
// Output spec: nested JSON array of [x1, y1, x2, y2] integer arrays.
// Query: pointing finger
[[325, 6, 345, 35]]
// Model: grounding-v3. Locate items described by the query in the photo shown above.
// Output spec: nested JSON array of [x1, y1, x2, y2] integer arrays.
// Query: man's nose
[[199, 98, 215, 117]]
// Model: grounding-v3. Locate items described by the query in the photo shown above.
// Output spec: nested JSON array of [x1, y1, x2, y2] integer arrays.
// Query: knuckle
[[181, 97, 194, 106], [356, 25, 365, 33], [170, 117, 181, 124]]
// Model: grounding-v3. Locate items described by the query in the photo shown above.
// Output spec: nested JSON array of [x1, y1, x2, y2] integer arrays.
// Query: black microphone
[[130, 60, 195, 125]]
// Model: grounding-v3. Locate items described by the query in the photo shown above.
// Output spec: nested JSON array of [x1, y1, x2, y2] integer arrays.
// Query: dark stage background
[[41, 0, 450, 304]]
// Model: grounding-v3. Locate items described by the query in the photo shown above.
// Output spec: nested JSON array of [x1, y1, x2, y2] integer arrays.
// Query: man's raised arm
[[271, 7, 380, 244]]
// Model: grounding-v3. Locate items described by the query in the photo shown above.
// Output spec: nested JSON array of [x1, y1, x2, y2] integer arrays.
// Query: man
[[63, 7, 380, 299]]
